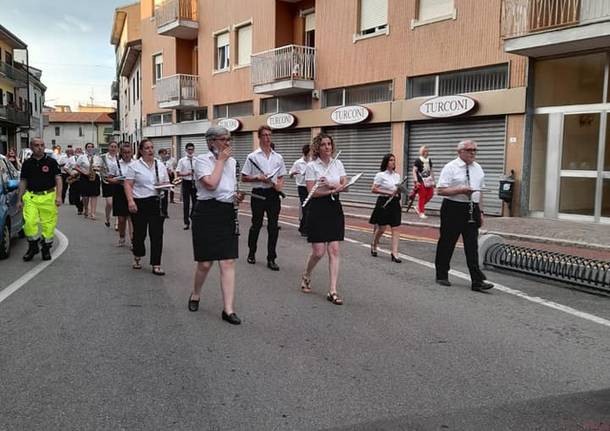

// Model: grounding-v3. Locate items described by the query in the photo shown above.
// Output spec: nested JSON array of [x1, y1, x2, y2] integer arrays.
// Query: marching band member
[[75, 142, 101, 220], [289, 144, 311, 236], [188, 127, 243, 325], [57, 146, 72, 203], [176, 143, 197, 230], [65, 148, 83, 215], [369, 153, 402, 263], [241, 125, 286, 271], [124, 139, 170, 275], [164, 148, 177, 204], [300, 133, 347, 305], [107, 142, 134, 248], [101, 141, 119, 227]]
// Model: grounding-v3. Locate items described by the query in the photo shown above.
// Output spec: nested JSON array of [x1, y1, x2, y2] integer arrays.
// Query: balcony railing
[[251, 45, 316, 87], [501, 0, 610, 38], [0, 105, 29, 126], [156, 0, 198, 38], [111, 80, 119, 101], [155, 74, 199, 109], [0, 61, 28, 86]]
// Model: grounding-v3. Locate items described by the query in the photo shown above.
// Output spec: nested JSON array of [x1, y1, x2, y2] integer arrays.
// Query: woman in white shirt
[[369, 153, 402, 263], [124, 139, 170, 275], [289, 144, 311, 236], [107, 142, 134, 247], [75, 142, 101, 220], [300, 133, 348, 305], [100, 141, 119, 228], [188, 127, 244, 325]]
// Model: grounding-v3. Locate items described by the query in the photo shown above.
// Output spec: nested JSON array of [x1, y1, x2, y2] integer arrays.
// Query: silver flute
[[302, 150, 342, 208]]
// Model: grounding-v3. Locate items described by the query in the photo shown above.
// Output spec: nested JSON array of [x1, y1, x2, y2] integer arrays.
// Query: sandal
[[116, 238, 126, 247], [300, 273, 312, 293], [132, 257, 142, 269], [152, 266, 165, 276], [188, 294, 199, 312], [327, 292, 343, 305]]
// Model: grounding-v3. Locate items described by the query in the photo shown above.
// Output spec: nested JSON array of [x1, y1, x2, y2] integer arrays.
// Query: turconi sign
[[419, 95, 476, 118]]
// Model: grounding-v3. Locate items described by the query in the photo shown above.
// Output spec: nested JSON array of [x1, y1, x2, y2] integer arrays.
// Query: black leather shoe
[[183, 225, 190, 230], [40, 241, 52, 261], [267, 260, 280, 271], [391, 254, 402, 263], [436, 279, 451, 286], [472, 281, 494, 291], [222, 311, 241, 325], [23, 239, 40, 262], [188, 295, 199, 312], [247, 255, 256, 264]]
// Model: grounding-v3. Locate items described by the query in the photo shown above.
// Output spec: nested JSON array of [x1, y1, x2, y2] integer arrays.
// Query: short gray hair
[[206, 126, 230, 143], [457, 140, 477, 151], [29, 137, 44, 147]]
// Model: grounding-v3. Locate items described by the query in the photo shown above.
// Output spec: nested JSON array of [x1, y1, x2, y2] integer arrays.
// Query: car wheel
[[0, 222, 10, 259]]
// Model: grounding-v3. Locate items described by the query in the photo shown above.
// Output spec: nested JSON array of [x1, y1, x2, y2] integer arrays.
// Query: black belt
[[444, 199, 479, 207], [29, 188, 55, 195]]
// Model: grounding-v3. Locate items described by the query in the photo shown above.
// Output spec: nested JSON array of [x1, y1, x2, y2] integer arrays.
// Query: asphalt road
[[1, 203, 609, 431]]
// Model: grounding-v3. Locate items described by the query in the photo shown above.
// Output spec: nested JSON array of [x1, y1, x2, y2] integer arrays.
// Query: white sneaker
[[419, 213, 428, 219]]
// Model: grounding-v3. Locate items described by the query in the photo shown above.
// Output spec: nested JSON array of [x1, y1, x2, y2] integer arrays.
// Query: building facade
[[110, 0, 537, 217], [42, 112, 114, 149]]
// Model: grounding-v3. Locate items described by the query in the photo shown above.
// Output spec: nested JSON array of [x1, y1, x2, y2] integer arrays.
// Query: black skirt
[[112, 184, 129, 217], [369, 196, 402, 227], [306, 196, 344, 243], [101, 181, 114, 198], [79, 175, 101, 197], [192, 199, 238, 262]]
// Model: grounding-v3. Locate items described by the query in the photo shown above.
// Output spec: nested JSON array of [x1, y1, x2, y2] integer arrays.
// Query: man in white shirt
[[57, 145, 72, 203], [176, 143, 197, 230], [289, 144, 311, 236], [242, 125, 287, 271], [164, 149, 177, 204], [434, 140, 493, 291]]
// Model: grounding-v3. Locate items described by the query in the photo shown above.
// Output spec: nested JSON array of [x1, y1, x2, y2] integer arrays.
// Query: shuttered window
[[305, 13, 316, 32], [267, 129, 312, 197], [359, 0, 388, 34], [418, 0, 454, 21], [237, 24, 252, 66], [231, 132, 254, 168], [216, 32, 230, 70]]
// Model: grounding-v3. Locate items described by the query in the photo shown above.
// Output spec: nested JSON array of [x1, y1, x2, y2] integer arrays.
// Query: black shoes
[[40, 241, 52, 261], [247, 254, 256, 264], [22, 239, 40, 261], [472, 281, 494, 291], [391, 254, 402, 263], [188, 295, 199, 312], [222, 311, 241, 325], [370, 244, 378, 257], [267, 259, 280, 271], [436, 279, 451, 286], [183, 225, 190, 230]]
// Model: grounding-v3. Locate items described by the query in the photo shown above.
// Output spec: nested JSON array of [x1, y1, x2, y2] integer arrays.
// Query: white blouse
[[290, 157, 309, 187], [305, 158, 346, 188], [194, 152, 237, 203], [76, 154, 102, 175], [373, 170, 401, 194], [107, 159, 133, 178], [242, 148, 287, 189], [125, 158, 170, 199], [177, 156, 196, 181], [437, 158, 485, 203]]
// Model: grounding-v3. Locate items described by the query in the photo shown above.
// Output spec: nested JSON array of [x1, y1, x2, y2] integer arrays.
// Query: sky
[[0, 0, 128, 110]]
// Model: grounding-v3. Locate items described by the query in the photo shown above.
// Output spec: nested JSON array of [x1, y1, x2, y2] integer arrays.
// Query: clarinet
[[233, 160, 241, 236]]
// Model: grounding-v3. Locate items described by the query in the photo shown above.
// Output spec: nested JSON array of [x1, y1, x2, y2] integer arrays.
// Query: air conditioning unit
[[311, 89, 320, 100]]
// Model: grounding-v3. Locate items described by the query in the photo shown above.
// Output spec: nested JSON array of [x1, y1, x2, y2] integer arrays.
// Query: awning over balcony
[[251, 45, 316, 96], [156, 0, 199, 39], [155, 74, 199, 109]]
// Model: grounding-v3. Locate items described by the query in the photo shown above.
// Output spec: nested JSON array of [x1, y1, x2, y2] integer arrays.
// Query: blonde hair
[[311, 133, 335, 159], [418, 145, 429, 156]]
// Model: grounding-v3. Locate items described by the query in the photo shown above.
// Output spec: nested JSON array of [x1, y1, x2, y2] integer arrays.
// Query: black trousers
[[68, 180, 83, 213], [435, 199, 486, 284], [181, 180, 197, 226], [297, 185, 308, 234], [60, 173, 68, 203], [131, 197, 165, 266], [248, 188, 281, 260]]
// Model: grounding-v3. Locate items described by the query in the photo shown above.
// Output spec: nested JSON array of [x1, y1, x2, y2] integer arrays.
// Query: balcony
[[155, 74, 199, 109], [156, 0, 198, 40], [0, 106, 29, 127], [501, 0, 610, 56], [111, 80, 119, 101], [251, 45, 316, 96], [0, 61, 28, 87]]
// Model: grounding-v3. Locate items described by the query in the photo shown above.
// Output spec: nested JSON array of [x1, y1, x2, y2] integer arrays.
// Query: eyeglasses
[[215, 137, 232, 142], [461, 149, 477, 153]]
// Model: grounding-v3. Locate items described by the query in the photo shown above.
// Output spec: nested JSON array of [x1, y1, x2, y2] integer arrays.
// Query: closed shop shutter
[[149, 136, 173, 155], [269, 128, 312, 197], [323, 124, 392, 204], [231, 132, 254, 170], [178, 135, 207, 158], [406, 116, 506, 216]]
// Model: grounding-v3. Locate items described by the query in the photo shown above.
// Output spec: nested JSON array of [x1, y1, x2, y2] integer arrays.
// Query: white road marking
[[0, 229, 69, 305], [270, 216, 610, 329]]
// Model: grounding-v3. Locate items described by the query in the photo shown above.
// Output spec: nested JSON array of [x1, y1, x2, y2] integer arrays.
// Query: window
[[79, 126, 84, 137], [6, 92, 13, 105], [304, 12, 315, 48], [260, 94, 313, 114], [0, 89, 3, 105], [147, 112, 172, 126], [55, 127, 60, 136], [5, 51, 12, 65], [213, 101, 252, 118], [322, 81, 393, 107], [413, 0, 455, 26], [132, 77, 136, 104], [358, 0, 388, 36], [215, 32, 230, 70], [177, 108, 208, 122], [51, 139, 56, 146], [153, 54, 163, 85], [136, 70, 140, 100], [236, 24, 252, 66], [407, 64, 509, 99], [152, 0, 163, 15]]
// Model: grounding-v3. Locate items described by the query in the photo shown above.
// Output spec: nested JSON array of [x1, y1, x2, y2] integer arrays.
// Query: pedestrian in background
[[289, 144, 311, 236], [6, 147, 21, 170], [176, 143, 197, 230], [369, 153, 402, 263], [412, 145, 435, 219], [164, 148, 177, 204], [434, 140, 493, 291]]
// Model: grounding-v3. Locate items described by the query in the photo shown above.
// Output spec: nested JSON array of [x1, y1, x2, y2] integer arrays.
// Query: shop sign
[[419, 95, 476, 118], [267, 113, 296, 129], [218, 118, 241, 132], [330, 105, 370, 125]]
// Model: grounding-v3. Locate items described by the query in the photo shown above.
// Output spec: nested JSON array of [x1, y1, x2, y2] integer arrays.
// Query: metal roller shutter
[[270, 128, 312, 197], [406, 117, 506, 216], [178, 135, 207, 158], [323, 124, 392, 204], [231, 132, 254, 169], [149, 136, 173, 154]]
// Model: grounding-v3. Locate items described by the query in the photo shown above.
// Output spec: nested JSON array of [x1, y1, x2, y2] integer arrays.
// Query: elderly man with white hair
[[434, 140, 493, 292]]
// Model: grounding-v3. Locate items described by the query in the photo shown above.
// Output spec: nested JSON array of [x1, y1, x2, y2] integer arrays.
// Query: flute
[[234, 160, 241, 236], [382, 177, 409, 209], [302, 150, 342, 208]]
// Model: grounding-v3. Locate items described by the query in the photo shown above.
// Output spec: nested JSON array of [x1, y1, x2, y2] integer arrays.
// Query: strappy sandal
[[152, 266, 165, 276], [132, 257, 142, 269], [300, 273, 312, 293], [327, 292, 343, 305]]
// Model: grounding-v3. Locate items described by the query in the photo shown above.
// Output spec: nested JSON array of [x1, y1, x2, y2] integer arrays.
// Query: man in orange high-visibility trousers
[[18, 138, 62, 261]]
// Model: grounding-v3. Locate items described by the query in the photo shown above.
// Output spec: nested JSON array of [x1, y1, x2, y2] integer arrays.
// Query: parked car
[[0, 154, 24, 259]]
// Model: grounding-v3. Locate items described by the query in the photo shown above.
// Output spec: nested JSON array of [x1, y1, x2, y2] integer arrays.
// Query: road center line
[[0, 229, 69, 305], [267, 214, 610, 329]]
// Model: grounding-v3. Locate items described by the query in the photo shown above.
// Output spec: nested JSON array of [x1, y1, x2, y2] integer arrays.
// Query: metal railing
[[156, 0, 198, 28], [484, 243, 610, 294], [251, 45, 316, 87], [155, 74, 199, 106], [501, 0, 610, 38], [0, 105, 29, 126], [111, 81, 119, 101], [0, 61, 28, 85]]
